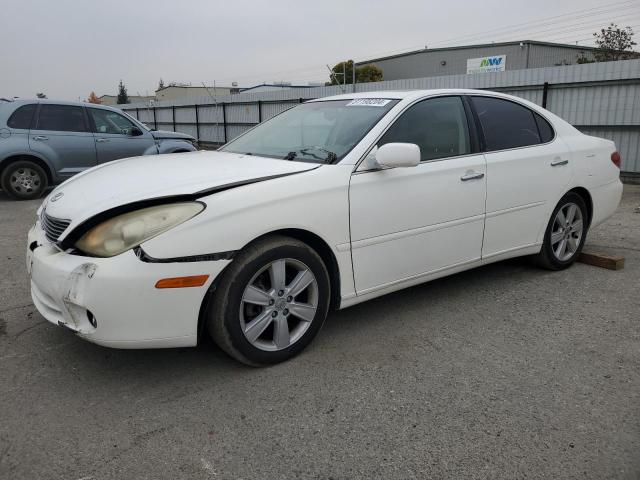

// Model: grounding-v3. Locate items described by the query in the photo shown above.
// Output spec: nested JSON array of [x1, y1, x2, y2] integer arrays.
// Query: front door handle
[[551, 158, 569, 167], [32, 135, 48, 141], [95, 138, 109, 143], [460, 171, 485, 181]]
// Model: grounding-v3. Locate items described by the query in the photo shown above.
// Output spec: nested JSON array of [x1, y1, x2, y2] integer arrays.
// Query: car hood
[[42, 151, 318, 231], [150, 129, 194, 141]]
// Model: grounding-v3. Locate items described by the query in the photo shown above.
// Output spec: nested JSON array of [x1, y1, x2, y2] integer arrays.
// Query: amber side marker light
[[155, 275, 210, 289]]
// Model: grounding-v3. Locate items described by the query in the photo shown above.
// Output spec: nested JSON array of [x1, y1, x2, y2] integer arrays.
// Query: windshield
[[220, 99, 399, 163], [121, 110, 152, 131]]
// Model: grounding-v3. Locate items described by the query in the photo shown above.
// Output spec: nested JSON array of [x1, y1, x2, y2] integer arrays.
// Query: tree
[[593, 24, 637, 61], [117, 80, 129, 104], [328, 60, 355, 85], [576, 51, 595, 64], [158, 78, 165, 90], [36, 93, 47, 99], [328, 60, 383, 85], [87, 91, 101, 104], [356, 64, 384, 83]]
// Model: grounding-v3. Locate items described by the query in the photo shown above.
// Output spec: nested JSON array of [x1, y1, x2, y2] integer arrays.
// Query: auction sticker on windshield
[[346, 99, 392, 107]]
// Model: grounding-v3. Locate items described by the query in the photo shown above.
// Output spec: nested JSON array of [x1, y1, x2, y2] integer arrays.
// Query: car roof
[[314, 88, 511, 102], [4, 98, 124, 112]]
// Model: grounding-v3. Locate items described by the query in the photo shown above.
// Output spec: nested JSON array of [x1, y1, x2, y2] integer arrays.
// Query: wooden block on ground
[[578, 250, 625, 270]]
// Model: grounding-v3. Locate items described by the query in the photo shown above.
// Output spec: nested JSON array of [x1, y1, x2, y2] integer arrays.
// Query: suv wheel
[[1, 160, 48, 200]]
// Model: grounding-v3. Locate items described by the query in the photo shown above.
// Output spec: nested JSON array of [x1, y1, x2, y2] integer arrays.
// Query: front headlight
[[75, 202, 204, 257]]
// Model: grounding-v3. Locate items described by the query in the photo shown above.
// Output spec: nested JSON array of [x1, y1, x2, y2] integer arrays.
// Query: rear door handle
[[32, 135, 48, 141], [460, 171, 485, 181], [95, 138, 109, 143], [551, 158, 569, 167]]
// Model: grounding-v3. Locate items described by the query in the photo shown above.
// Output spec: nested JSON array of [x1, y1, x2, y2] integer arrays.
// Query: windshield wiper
[[284, 147, 337, 163], [300, 147, 337, 163]]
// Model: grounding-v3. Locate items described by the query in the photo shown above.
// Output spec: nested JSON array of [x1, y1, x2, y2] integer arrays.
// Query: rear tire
[[207, 235, 331, 366], [1, 160, 48, 200], [534, 192, 588, 270]]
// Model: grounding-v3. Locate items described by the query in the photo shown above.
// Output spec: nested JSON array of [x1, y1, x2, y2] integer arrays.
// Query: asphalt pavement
[[1, 185, 639, 480]]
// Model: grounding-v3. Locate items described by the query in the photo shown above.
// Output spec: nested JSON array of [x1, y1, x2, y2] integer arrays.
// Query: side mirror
[[375, 143, 420, 168], [129, 126, 143, 136]]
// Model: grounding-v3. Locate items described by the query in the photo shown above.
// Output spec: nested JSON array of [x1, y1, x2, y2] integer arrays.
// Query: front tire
[[1, 160, 48, 200], [534, 192, 588, 270], [207, 235, 331, 366]]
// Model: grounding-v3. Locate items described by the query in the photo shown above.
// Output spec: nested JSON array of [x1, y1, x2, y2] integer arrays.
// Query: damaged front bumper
[[26, 221, 230, 349]]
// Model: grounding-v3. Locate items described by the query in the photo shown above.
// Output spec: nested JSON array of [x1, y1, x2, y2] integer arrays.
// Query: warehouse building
[[155, 85, 234, 101], [98, 94, 155, 106], [356, 40, 600, 80], [236, 83, 312, 94]]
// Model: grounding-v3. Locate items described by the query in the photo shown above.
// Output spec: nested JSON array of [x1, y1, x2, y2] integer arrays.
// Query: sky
[[1, 0, 638, 100]]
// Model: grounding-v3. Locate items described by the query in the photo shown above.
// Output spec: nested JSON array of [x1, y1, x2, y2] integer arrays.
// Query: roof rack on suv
[[0, 98, 15, 102]]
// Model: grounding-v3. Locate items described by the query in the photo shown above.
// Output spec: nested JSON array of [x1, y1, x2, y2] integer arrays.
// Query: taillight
[[611, 151, 621, 169]]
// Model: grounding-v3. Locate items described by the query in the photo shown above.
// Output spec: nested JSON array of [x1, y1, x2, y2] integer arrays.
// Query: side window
[[378, 96, 471, 161], [7, 104, 37, 129], [471, 96, 541, 151], [534, 112, 554, 143], [90, 109, 136, 135], [35, 105, 88, 132]]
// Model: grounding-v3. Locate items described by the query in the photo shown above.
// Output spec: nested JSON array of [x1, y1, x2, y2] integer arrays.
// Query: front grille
[[41, 212, 71, 243]]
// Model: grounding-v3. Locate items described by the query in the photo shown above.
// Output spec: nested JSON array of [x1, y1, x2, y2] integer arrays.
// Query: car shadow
[[43, 255, 545, 386]]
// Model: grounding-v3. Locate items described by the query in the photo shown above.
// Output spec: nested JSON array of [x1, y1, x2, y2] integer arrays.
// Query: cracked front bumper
[[26, 222, 230, 349]]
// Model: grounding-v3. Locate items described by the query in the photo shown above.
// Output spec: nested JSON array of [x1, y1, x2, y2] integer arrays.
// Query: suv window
[[7, 104, 37, 129], [90, 108, 137, 135], [378, 96, 471, 161], [471, 96, 542, 151], [35, 105, 88, 132]]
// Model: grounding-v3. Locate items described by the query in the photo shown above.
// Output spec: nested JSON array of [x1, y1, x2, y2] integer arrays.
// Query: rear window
[[534, 113, 554, 143], [471, 96, 541, 151], [7, 104, 36, 129], [35, 105, 88, 132]]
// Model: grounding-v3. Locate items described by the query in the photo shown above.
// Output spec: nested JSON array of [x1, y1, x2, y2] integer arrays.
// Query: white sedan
[[27, 89, 623, 365]]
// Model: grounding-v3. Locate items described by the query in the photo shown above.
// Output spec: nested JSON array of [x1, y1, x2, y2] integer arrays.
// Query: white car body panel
[[141, 163, 356, 299], [27, 222, 229, 348], [26, 89, 623, 349], [43, 150, 317, 232], [481, 137, 574, 258], [349, 152, 486, 294]]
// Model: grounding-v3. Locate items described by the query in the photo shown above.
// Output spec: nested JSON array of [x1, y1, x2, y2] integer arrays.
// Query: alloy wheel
[[550, 202, 584, 261], [239, 258, 319, 351]]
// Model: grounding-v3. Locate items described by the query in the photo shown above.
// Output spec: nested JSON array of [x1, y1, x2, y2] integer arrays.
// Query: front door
[[349, 96, 487, 295], [88, 107, 157, 163]]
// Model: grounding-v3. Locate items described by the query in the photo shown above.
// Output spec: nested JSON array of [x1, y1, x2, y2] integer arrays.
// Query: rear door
[[87, 107, 157, 163], [349, 95, 487, 294], [469, 95, 572, 259], [4, 103, 37, 155], [29, 104, 97, 179]]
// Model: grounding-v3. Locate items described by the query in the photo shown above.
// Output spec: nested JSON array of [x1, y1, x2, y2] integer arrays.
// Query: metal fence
[[119, 59, 640, 173]]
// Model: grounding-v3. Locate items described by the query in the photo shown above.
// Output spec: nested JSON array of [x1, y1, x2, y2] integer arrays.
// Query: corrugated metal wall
[[352, 43, 597, 80], [527, 43, 595, 68], [120, 60, 640, 173]]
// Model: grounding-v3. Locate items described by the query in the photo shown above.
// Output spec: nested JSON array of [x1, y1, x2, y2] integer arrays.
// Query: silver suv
[[0, 99, 198, 200]]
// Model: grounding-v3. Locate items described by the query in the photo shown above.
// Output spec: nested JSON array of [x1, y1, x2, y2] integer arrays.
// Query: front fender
[[140, 165, 356, 299], [157, 140, 197, 154]]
